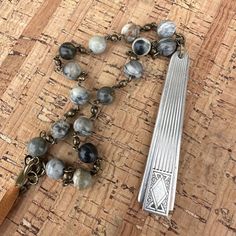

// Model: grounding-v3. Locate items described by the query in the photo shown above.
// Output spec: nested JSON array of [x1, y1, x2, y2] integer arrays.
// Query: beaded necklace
[[0, 20, 189, 223]]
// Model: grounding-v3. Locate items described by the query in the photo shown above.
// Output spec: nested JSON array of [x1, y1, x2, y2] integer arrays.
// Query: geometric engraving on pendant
[[145, 171, 171, 214]]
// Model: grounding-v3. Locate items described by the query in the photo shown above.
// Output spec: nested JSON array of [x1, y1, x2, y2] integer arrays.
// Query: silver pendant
[[138, 51, 190, 216]]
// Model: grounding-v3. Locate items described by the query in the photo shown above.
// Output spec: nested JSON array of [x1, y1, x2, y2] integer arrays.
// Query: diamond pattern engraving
[[144, 171, 171, 215]]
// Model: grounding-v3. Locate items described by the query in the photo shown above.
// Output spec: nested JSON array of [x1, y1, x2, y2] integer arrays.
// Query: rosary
[[0, 20, 189, 223]]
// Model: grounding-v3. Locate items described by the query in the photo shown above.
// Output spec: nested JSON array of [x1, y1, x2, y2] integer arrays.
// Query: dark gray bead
[[27, 137, 48, 157], [78, 143, 98, 163], [51, 120, 70, 140], [45, 158, 65, 180], [97, 86, 114, 104], [121, 23, 140, 43], [88, 36, 107, 54], [157, 20, 176, 38], [59, 42, 77, 60], [63, 62, 81, 80], [73, 116, 93, 136], [132, 37, 151, 56], [124, 60, 143, 79], [70, 86, 90, 105], [157, 38, 177, 56]]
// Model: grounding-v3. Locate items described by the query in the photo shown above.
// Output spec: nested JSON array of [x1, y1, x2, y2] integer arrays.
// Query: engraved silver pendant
[[138, 51, 190, 216]]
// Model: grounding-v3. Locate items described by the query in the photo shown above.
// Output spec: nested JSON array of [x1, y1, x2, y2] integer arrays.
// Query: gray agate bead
[[121, 23, 140, 43], [46, 158, 65, 180], [27, 137, 48, 157], [73, 168, 93, 190], [73, 116, 93, 136], [59, 42, 77, 60], [70, 86, 90, 105], [51, 120, 70, 140], [97, 86, 114, 104], [157, 20, 176, 38], [124, 60, 143, 79], [63, 62, 81, 80], [89, 36, 107, 54], [132, 37, 151, 56], [157, 38, 177, 56]]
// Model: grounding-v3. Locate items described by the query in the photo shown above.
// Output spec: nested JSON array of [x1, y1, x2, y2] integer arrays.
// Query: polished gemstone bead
[[78, 143, 98, 163], [97, 86, 114, 104], [132, 37, 151, 56], [45, 158, 65, 180], [89, 36, 107, 54], [73, 168, 93, 190], [51, 120, 70, 140], [121, 23, 140, 43], [124, 60, 143, 79], [157, 20, 176, 38], [63, 62, 81, 80], [59, 42, 77, 60], [70, 86, 90, 105], [157, 38, 177, 56], [73, 116, 93, 136], [27, 137, 48, 157]]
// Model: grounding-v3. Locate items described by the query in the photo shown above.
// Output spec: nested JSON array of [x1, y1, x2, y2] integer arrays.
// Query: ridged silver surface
[[138, 52, 189, 216]]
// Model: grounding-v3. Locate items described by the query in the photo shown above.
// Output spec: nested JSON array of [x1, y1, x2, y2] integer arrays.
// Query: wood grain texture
[[0, 0, 235, 235]]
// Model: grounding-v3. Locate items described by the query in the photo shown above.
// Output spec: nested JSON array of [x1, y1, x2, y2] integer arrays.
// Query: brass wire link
[[53, 55, 63, 72], [62, 167, 75, 186], [40, 131, 56, 144], [105, 33, 123, 42], [76, 44, 91, 54], [112, 76, 133, 89], [139, 22, 158, 32]]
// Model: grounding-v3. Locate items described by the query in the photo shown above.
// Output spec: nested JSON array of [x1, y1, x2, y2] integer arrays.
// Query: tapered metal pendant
[[138, 51, 190, 216]]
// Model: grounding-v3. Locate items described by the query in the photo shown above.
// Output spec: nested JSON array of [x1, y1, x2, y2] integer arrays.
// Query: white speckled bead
[[63, 62, 81, 80], [51, 120, 70, 139], [124, 60, 143, 79], [121, 23, 140, 43], [70, 86, 90, 105], [157, 20, 176, 38], [88, 36, 107, 54], [27, 137, 48, 157], [73, 116, 93, 136], [46, 158, 65, 180], [73, 168, 93, 190]]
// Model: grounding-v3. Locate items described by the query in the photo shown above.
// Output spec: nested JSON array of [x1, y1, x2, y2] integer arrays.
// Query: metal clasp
[[16, 155, 46, 191]]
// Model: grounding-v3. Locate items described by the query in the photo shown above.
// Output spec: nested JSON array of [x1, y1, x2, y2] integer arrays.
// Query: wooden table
[[0, 0, 235, 235]]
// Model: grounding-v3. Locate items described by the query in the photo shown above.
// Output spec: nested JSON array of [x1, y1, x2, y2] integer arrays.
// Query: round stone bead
[[124, 60, 143, 79], [73, 116, 93, 136], [63, 62, 81, 80], [132, 37, 151, 56], [59, 42, 77, 60], [27, 137, 48, 157], [73, 168, 93, 190], [157, 20, 176, 38], [51, 120, 70, 140], [88, 36, 107, 54], [157, 38, 177, 56], [45, 158, 65, 180], [78, 143, 98, 163], [121, 23, 140, 43], [97, 86, 114, 105], [70, 86, 90, 105]]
